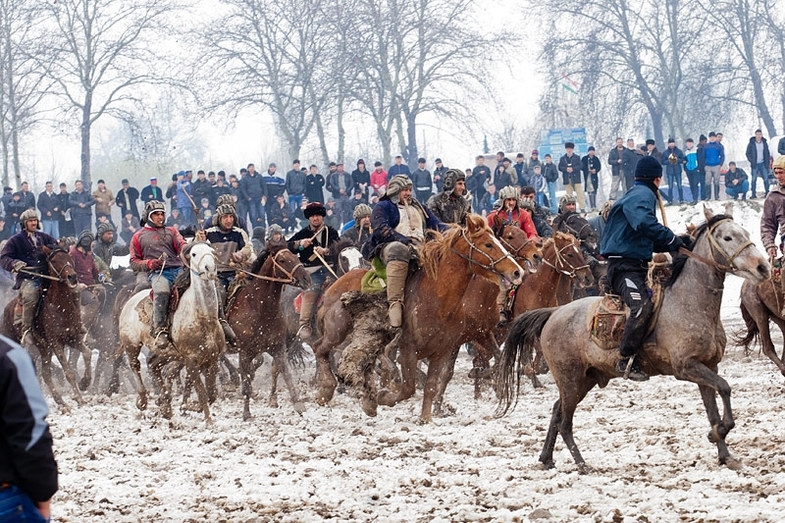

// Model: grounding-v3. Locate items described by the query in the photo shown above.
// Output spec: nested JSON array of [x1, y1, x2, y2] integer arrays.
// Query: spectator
[[514, 153, 527, 186], [468, 155, 491, 213], [305, 164, 325, 204], [411, 157, 433, 203], [662, 139, 686, 204], [175, 171, 195, 226], [57, 182, 74, 238], [120, 210, 140, 245], [745, 129, 771, 198], [6, 192, 25, 234], [607, 138, 626, 200], [622, 138, 642, 195], [529, 165, 548, 208], [92, 179, 115, 227], [696, 134, 708, 201], [1, 187, 13, 219], [285, 160, 306, 211], [524, 150, 542, 187], [558, 142, 585, 212], [17, 181, 35, 211], [0, 336, 58, 522], [370, 161, 388, 196], [326, 162, 352, 226], [541, 153, 559, 213], [644, 139, 662, 162], [211, 175, 232, 203], [37, 181, 60, 239], [351, 159, 371, 199], [165, 208, 185, 229], [432, 158, 447, 192], [724, 161, 749, 200], [69, 180, 95, 234], [261, 162, 285, 225], [140, 176, 164, 205], [387, 155, 411, 177], [683, 138, 700, 204], [116, 178, 140, 222], [495, 157, 517, 191], [582, 147, 601, 211], [191, 170, 213, 208], [268, 193, 294, 231], [703, 132, 724, 200]]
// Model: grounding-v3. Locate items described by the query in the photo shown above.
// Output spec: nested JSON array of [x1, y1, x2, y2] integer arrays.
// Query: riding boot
[[496, 288, 510, 327], [217, 299, 237, 347], [151, 292, 171, 350], [297, 291, 318, 342], [20, 300, 36, 345], [616, 301, 652, 381], [385, 260, 409, 328]]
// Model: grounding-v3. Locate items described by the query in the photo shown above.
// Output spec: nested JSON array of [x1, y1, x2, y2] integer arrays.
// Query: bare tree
[[44, 0, 177, 187], [0, 0, 51, 187]]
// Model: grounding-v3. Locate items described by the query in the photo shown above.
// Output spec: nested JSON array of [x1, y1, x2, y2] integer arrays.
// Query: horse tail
[[733, 300, 759, 355], [495, 307, 556, 417]]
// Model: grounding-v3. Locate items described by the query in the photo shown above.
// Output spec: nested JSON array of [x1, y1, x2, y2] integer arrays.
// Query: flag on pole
[[561, 74, 578, 94]]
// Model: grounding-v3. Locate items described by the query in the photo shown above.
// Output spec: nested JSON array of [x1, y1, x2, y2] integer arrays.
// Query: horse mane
[[329, 237, 355, 256], [420, 215, 488, 280], [250, 239, 288, 274], [664, 214, 730, 288]]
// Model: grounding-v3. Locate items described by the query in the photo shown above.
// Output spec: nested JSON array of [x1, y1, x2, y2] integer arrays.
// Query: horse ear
[[466, 214, 481, 234], [723, 201, 734, 218], [42, 245, 52, 256], [702, 204, 714, 222], [491, 214, 503, 236]]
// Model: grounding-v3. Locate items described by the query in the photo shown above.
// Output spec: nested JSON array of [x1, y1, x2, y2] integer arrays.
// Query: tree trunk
[[405, 111, 418, 167], [81, 95, 92, 187], [336, 97, 345, 163]]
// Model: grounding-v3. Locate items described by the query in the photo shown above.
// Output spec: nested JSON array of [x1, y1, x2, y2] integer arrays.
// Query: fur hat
[[303, 202, 327, 219], [266, 224, 284, 240], [78, 230, 95, 247], [215, 194, 236, 208], [353, 203, 372, 221], [635, 156, 663, 180], [773, 156, 785, 170], [498, 185, 519, 201], [19, 208, 40, 228], [442, 168, 466, 194], [140, 200, 166, 226], [213, 203, 238, 227], [385, 175, 412, 200], [96, 222, 115, 237], [558, 194, 577, 212]]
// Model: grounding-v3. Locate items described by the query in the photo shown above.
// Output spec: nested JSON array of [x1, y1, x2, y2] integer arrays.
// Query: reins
[[540, 240, 589, 279], [222, 249, 303, 284], [677, 218, 754, 273], [450, 228, 520, 277]]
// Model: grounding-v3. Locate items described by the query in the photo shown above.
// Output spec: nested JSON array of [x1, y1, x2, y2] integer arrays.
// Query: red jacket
[[487, 207, 539, 240], [69, 246, 100, 285]]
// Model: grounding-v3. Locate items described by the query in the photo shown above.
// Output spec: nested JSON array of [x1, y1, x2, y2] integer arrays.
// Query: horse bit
[[541, 240, 589, 279], [451, 229, 521, 278]]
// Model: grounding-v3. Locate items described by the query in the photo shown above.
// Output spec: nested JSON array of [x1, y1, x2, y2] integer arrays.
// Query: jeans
[[751, 163, 769, 196], [72, 213, 92, 235], [247, 199, 265, 228], [0, 485, 48, 522], [685, 169, 700, 203], [667, 172, 683, 203], [40, 220, 58, 239], [547, 181, 558, 213], [288, 194, 303, 212], [725, 180, 749, 200]]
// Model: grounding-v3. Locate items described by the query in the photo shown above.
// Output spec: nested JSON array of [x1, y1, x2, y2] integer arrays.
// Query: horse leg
[[268, 355, 280, 409], [677, 361, 738, 467], [219, 353, 240, 388], [271, 345, 305, 414], [769, 315, 785, 369], [239, 349, 256, 421], [205, 361, 219, 404], [147, 353, 173, 419], [52, 342, 85, 406], [755, 312, 785, 377], [432, 348, 461, 418], [185, 361, 212, 426], [378, 344, 416, 408], [361, 358, 378, 417], [554, 377, 597, 473], [76, 342, 92, 391], [37, 345, 66, 408], [314, 340, 339, 406], [125, 344, 147, 410]]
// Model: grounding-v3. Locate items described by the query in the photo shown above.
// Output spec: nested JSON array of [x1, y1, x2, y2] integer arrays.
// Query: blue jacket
[[365, 198, 447, 260], [600, 182, 678, 261], [703, 141, 724, 167]]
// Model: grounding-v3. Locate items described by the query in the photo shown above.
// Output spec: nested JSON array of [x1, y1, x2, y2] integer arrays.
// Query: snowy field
[[45, 201, 785, 522]]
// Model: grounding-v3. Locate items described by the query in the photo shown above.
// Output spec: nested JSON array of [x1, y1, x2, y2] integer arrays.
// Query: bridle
[[180, 244, 218, 278], [232, 249, 304, 284], [451, 228, 522, 278], [541, 238, 589, 279], [496, 227, 532, 260], [20, 249, 78, 287], [558, 213, 597, 249], [679, 217, 754, 273]]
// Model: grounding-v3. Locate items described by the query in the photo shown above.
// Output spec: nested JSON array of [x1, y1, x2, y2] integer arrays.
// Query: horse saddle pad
[[587, 294, 629, 350], [136, 287, 180, 323]]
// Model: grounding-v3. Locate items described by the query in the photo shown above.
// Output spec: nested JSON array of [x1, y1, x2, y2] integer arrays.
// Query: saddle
[[587, 254, 671, 350], [137, 286, 181, 328]]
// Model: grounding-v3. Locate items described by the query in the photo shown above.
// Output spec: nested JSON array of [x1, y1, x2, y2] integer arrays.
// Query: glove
[[231, 251, 244, 263], [147, 258, 164, 271], [11, 261, 25, 273], [678, 235, 694, 251], [669, 235, 684, 252]]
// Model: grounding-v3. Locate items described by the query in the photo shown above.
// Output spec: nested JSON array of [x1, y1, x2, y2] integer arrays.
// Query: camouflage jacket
[[427, 192, 472, 225]]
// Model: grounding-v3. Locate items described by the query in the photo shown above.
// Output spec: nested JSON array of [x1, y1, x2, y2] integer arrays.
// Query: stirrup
[[152, 328, 170, 349], [497, 310, 510, 328], [296, 323, 313, 342], [617, 354, 649, 382], [20, 328, 32, 345]]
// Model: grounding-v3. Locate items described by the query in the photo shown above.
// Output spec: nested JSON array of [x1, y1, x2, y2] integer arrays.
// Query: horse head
[[453, 213, 523, 288], [183, 241, 217, 281], [546, 232, 594, 288], [42, 244, 78, 288], [329, 237, 368, 276], [496, 224, 541, 274], [267, 242, 311, 289], [693, 206, 769, 283], [558, 213, 599, 254]]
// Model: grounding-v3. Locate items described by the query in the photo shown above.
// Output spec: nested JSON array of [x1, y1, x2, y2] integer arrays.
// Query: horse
[[736, 276, 785, 377], [315, 213, 524, 423], [118, 242, 224, 424], [496, 207, 770, 471], [226, 242, 311, 420], [0, 245, 90, 408], [552, 211, 605, 298]]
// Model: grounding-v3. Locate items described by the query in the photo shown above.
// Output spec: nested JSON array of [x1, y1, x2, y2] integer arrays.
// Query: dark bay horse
[[737, 276, 785, 376], [553, 211, 604, 298], [0, 246, 89, 407], [315, 214, 524, 423], [226, 243, 311, 420], [496, 208, 770, 471]]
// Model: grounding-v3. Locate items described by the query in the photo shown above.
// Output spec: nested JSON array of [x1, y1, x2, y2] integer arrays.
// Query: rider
[[287, 202, 339, 341], [761, 156, 785, 260], [426, 168, 472, 225], [199, 203, 251, 346], [69, 230, 103, 305], [339, 203, 373, 248], [365, 174, 447, 327], [92, 221, 128, 274], [551, 194, 578, 231], [487, 186, 538, 240], [0, 209, 58, 343], [600, 155, 687, 381], [129, 201, 187, 349]]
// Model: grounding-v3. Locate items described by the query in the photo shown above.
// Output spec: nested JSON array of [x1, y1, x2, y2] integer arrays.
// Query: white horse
[[118, 242, 224, 425]]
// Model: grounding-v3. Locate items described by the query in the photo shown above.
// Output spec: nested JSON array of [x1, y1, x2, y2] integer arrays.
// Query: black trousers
[[606, 259, 653, 358]]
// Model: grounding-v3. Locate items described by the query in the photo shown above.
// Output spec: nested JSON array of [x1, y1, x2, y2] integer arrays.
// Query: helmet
[[212, 203, 238, 228], [353, 203, 372, 221], [442, 169, 466, 194], [96, 222, 115, 237], [498, 185, 519, 201], [558, 195, 577, 212], [215, 194, 236, 208], [385, 175, 413, 200], [77, 230, 95, 250], [519, 198, 534, 211], [19, 209, 39, 228], [140, 200, 166, 226], [266, 224, 284, 240], [774, 156, 785, 170]]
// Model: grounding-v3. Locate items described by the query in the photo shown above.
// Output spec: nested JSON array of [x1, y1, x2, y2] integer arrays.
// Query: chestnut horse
[[0, 246, 89, 407], [315, 214, 524, 423], [497, 208, 770, 471], [226, 243, 311, 420], [736, 276, 785, 377]]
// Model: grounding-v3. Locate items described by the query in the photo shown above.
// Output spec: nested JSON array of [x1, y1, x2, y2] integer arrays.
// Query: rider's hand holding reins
[[11, 261, 25, 273]]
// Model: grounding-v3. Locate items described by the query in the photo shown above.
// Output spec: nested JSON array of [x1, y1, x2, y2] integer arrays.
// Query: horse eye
[[724, 236, 732, 242], [485, 243, 493, 248]]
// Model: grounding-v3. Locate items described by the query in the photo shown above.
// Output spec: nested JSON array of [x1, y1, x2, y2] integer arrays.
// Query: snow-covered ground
[[47, 200, 785, 522]]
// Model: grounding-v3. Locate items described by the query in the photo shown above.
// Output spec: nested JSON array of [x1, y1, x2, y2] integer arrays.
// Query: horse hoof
[[137, 398, 147, 411], [577, 463, 596, 475], [79, 378, 91, 391], [723, 456, 743, 470], [293, 401, 306, 415], [361, 398, 378, 417], [538, 460, 555, 470], [707, 426, 721, 444], [243, 410, 252, 421]]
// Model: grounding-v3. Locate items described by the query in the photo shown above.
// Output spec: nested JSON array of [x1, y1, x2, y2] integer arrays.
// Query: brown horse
[[497, 208, 770, 471], [226, 242, 311, 420], [315, 214, 524, 423], [0, 245, 89, 407], [737, 277, 785, 376]]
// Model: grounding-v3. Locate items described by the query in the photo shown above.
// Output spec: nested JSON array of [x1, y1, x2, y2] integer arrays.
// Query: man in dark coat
[[661, 138, 686, 204], [427, 168, 471, 225], [600, 156, 686, 381], [115, 178, 140, 221], [558, 142, 585, 212], [746, 129, 771, 198], [37, 181, 60, 239]]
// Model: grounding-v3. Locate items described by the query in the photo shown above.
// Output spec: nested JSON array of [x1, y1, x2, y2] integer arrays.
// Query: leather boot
[[496, 288, 510, 327], [151, 292, 170, 350], [217, 298, 237, 347], [385, 260, 408, 328], [20, 301, 35, 345], [297, 291, 318, 341], [616, 354, 649, 381]]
